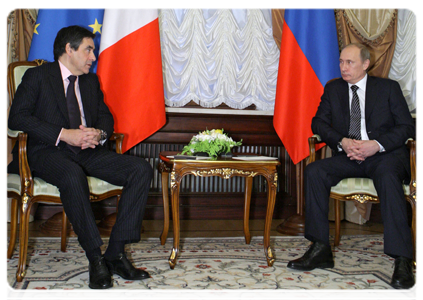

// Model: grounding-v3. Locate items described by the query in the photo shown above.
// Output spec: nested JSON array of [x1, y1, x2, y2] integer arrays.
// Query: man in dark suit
[[8, 26, 153, 289], [286, 43, 415, 289]]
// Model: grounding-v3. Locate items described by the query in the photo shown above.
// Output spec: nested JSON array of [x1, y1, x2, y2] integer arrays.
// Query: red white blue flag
[[273, 9, 340, 164], [97, 9, 166, 152]]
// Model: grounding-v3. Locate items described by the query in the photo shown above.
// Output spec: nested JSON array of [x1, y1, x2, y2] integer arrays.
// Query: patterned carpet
[[7, 235, 408, 291]]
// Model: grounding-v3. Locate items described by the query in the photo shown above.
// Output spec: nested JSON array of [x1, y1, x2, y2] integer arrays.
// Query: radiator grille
[[127, 143, 292, 194]]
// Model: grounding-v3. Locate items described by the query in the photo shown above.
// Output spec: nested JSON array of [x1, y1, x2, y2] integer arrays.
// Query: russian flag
[[97, 9, 166, 152], [273, 10, 340, 164]]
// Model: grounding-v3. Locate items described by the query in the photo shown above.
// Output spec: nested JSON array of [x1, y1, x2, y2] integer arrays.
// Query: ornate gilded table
[[158, 151, 280, 269]]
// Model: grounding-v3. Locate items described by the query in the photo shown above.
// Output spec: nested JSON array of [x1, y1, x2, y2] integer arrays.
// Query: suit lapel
[[339, 80, 350, 134], [48, 62, 70, 125], [78, 76, 92, 127], [48, 62, 93, 128], [365, 76, 377, 122]]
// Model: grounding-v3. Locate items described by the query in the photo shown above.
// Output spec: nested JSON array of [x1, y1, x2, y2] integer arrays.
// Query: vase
[[194, 152, 209, 157], [220, 151, 233, 158]]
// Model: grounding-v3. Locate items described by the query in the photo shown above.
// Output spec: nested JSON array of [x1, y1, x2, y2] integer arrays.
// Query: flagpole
[[276, 158, 305, 235]]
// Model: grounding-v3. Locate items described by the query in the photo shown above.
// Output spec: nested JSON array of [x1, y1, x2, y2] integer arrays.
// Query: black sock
[[104, 241, 125, 260], [85, 247, 102, 263]]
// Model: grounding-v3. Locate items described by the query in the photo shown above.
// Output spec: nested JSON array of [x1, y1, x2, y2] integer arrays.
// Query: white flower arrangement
[[180, 129, 242, 158]]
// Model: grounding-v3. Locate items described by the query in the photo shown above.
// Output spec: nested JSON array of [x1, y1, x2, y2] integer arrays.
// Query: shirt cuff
[[374, 140, 385, 152], [56, 128, 64, 146]]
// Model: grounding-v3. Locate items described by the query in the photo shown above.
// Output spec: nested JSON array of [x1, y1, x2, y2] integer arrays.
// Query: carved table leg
[[264, 171, 277, 267], [243, 176, 253, 244], [160, 169, 170, 245], [169, 172, 181, 269]]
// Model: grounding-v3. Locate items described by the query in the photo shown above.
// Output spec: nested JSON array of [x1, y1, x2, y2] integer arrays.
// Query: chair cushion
[[14, 65, 35, 89], [7, 174, 122, 198], [331, 177, 410, 196]]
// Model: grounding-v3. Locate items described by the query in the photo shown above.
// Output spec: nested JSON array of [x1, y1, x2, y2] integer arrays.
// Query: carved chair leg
[[16, 199, 32, 282], [334, 199, 341, 247], [7, 197, 19, 259], [61, 210, 68, 252], [410, 198, 416, 262]]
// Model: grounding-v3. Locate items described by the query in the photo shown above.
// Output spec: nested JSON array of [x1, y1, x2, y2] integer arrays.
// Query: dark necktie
[[348, 85, 362, 163], [66, 75, 81, 153]]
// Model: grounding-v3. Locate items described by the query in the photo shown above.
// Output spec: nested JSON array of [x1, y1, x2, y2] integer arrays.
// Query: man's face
[[339, 46, 369, 84], [68, 37, 96, 75]]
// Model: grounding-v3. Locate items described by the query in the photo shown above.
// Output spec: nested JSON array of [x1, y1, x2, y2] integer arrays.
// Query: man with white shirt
[[8, 26, 153, 289], [286, 43, 415, 289]]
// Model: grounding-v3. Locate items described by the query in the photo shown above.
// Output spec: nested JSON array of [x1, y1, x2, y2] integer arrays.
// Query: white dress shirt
[[342, 74, 384, 152], [56, 61, 86, 145]]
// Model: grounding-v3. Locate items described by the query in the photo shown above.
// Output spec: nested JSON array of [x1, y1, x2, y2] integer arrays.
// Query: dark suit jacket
[[8, 61, 114, 173], [311, 76, 415, 170]]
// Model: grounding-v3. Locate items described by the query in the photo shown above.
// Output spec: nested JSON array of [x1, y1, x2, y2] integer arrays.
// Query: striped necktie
[[348, 85, 362, 163], [66, 75, 81, 153]]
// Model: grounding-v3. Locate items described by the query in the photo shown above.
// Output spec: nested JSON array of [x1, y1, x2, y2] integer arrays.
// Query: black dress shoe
[[89, 255, 113, 289], [287, 241, 334, 271], [390, 256, 415, 289], [105, 253, 150, 280]]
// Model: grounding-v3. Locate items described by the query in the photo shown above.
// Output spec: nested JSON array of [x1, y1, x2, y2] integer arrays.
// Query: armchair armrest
[[8, 128, 22, 138], [308, 134, 323, 164], [309, 136, 416, 197], [406, 139, 416, 197], [17, 132, 34, 196], [8, 128, 23, 151], [109, 132, 124, 154], [8, 130, 125, 196]]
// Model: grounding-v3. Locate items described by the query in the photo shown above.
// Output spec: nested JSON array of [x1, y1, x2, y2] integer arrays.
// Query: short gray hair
[[342, 43, 371, 63]]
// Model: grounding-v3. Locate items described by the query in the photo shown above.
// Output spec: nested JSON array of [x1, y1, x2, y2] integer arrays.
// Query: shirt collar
[[58, 60, 77, 82], [348, 74, 367, 92]]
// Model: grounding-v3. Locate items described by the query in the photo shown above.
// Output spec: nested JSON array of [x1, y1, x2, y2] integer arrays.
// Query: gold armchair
[[308, 134, 416, 258], [7, 60, 124, 282]]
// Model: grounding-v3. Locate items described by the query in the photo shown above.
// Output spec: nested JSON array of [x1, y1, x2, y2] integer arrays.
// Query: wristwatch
[[337, 137, 344, 152], [99, 129, 107, 143]]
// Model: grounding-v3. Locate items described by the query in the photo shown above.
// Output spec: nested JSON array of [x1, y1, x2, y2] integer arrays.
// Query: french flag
[[273, 10, 340, 164], [97, 9, 166, 152]]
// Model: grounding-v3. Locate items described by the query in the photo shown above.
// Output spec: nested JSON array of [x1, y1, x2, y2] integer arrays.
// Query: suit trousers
[[33, 146, 153, 251], [304, 151, 413, 259]]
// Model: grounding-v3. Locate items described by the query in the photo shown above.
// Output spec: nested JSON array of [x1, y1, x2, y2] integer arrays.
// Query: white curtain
[[388, 9, 416, 112], [159, 9, 279, 110]]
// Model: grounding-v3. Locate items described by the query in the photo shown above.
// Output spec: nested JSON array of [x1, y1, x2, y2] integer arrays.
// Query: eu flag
[[28, 9, 104, 72]]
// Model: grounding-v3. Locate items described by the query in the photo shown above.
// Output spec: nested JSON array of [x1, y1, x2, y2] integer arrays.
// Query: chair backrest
[[7, 60, 47, 149], [7, 60, 47, 103]]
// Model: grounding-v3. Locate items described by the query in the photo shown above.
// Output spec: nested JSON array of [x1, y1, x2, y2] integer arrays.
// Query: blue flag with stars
[[28, 9, 104, 72]]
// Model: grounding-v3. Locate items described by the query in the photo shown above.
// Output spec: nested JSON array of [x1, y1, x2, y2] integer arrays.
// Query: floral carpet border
[[8, 235, 404, 290]]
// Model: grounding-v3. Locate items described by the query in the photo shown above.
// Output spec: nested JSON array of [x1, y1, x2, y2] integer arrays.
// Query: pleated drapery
[[388, 10, 416, 112], [159, 9, 280, 110], [8, 9, 415, 112], [7, 9, 37, 65]]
